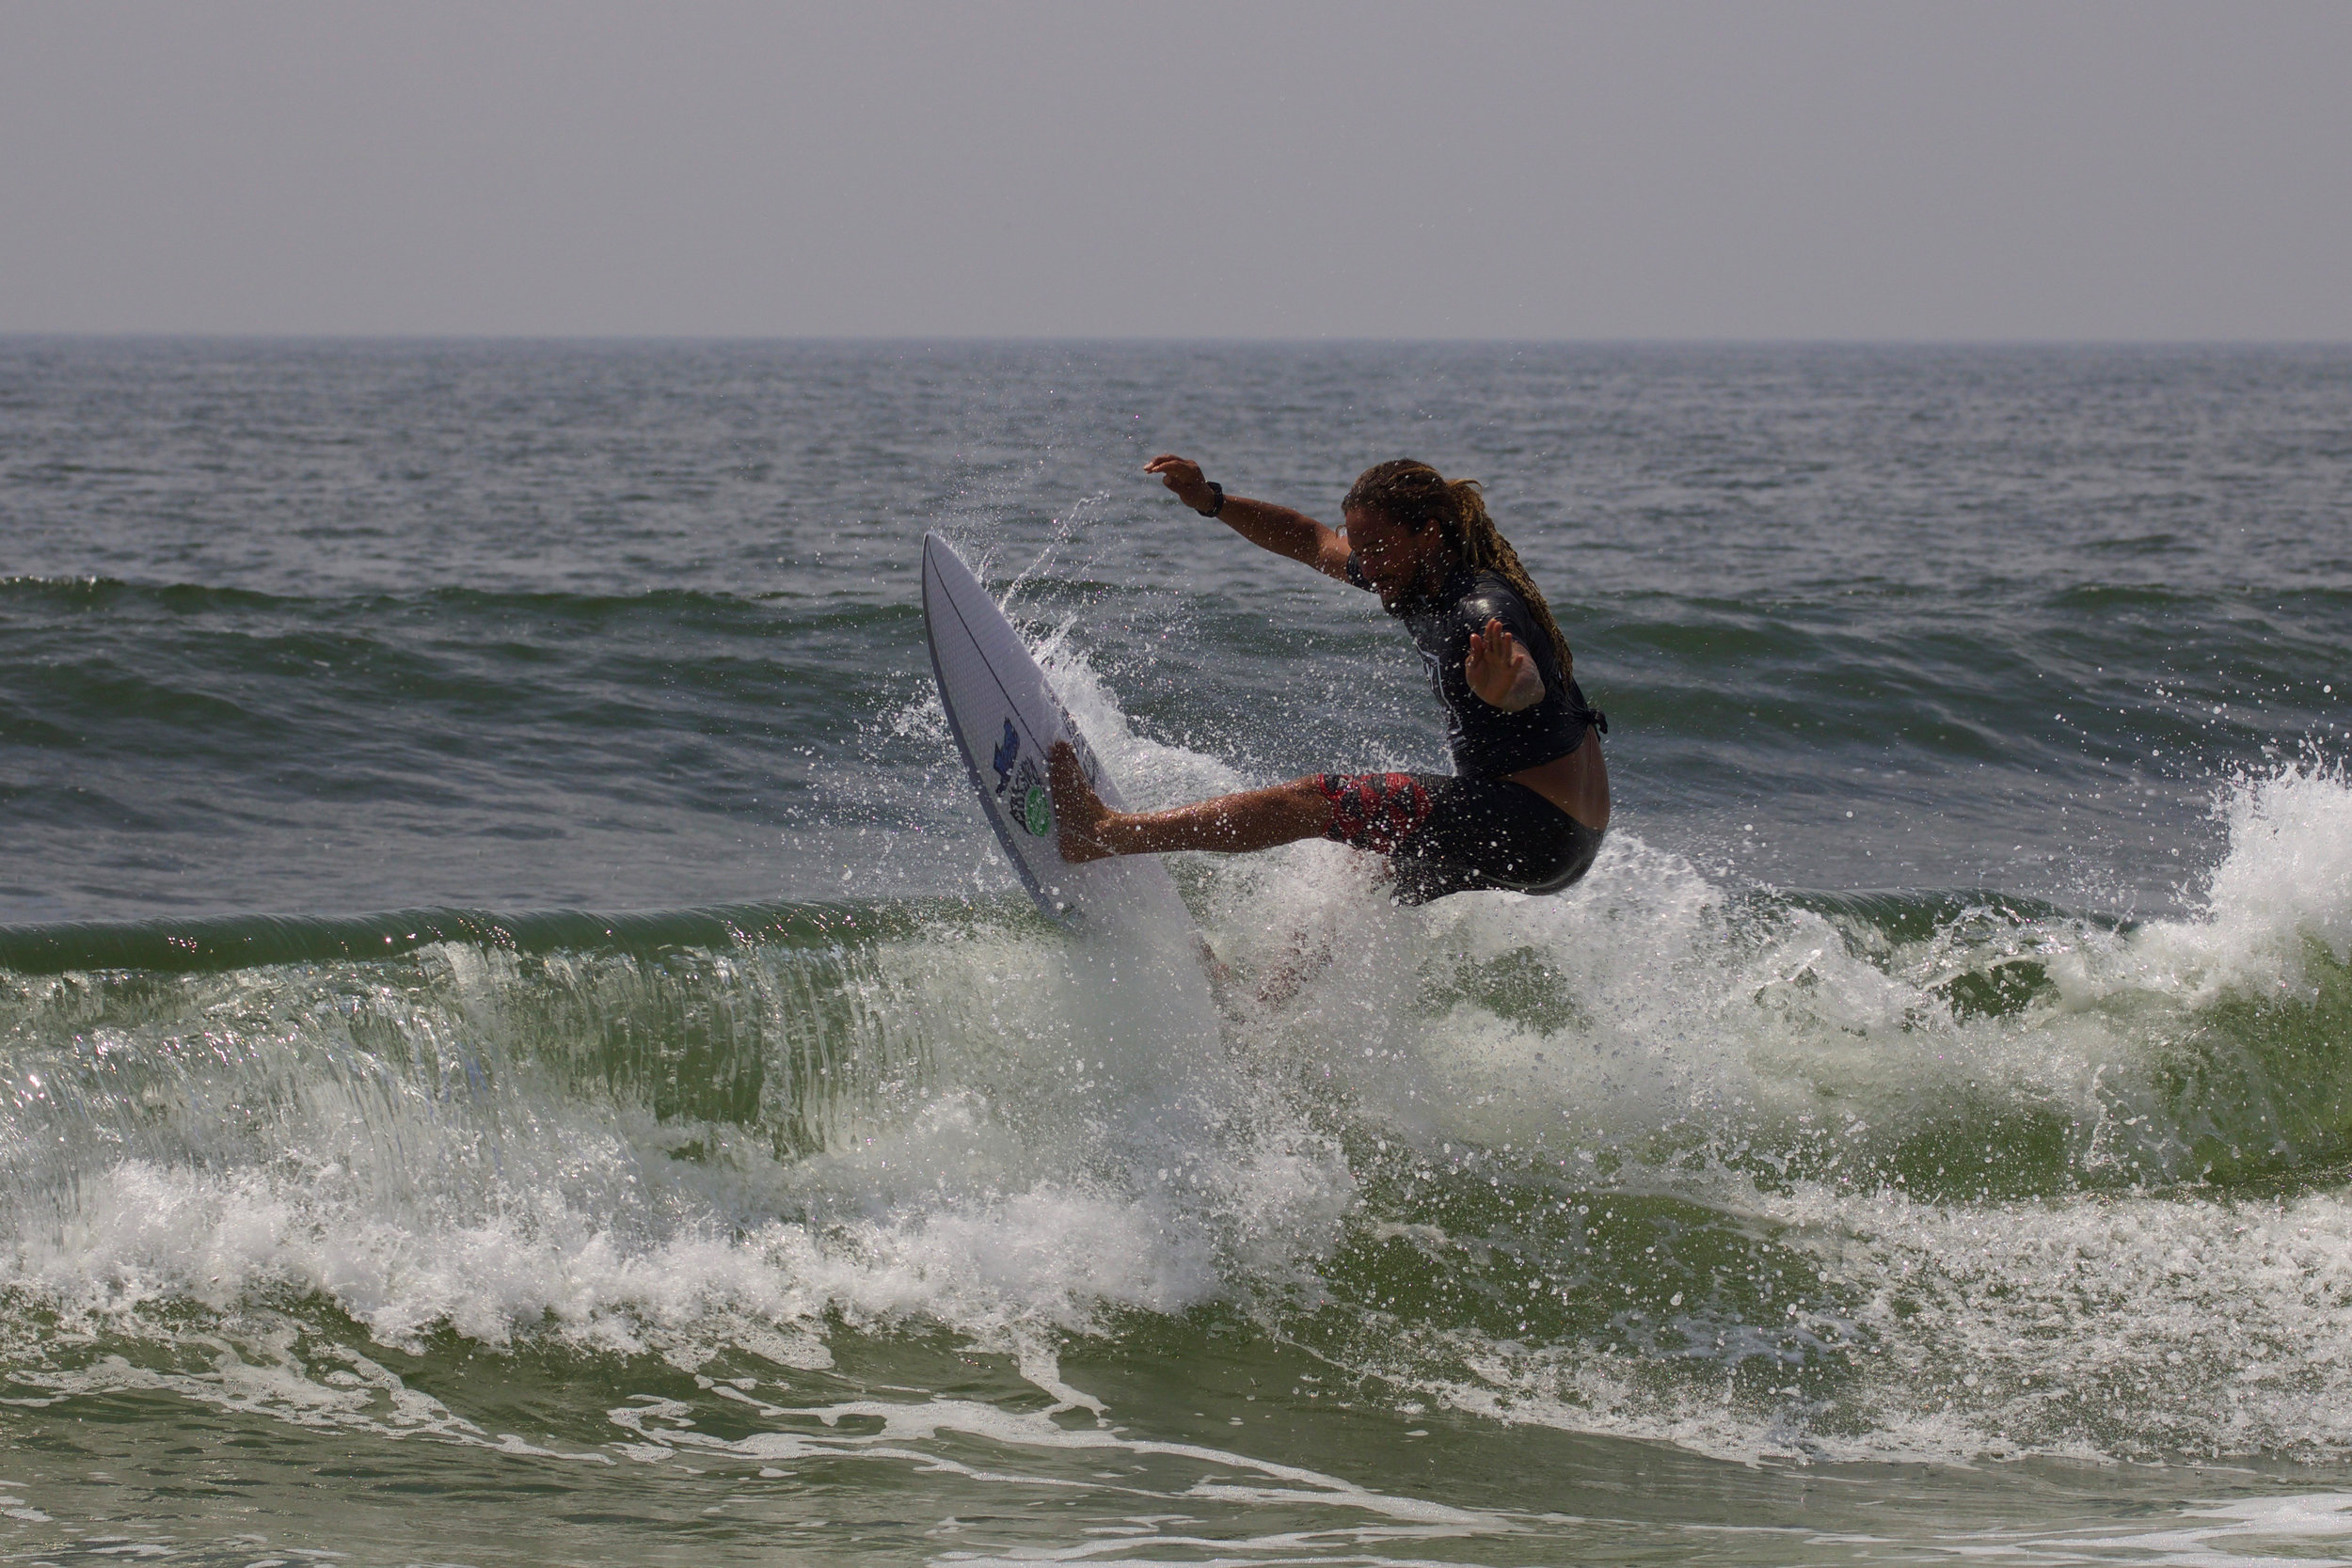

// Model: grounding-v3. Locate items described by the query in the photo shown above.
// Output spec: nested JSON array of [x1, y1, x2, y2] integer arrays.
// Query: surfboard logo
[[996, 754, 1050, 835], [987, 719, 1053, 834], [991, 719, 1020, 797]]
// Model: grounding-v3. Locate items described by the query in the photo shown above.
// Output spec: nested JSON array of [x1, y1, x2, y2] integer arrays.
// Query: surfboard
[[920, 531, 1192, 931]]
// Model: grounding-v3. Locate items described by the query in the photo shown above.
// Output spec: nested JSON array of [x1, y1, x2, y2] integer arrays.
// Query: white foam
[[0, 908, 1350, 1379], [2063, 762, 2352, 1008], [1166, 763, 2352, 1463], [606, 1386, 1502, 1531]]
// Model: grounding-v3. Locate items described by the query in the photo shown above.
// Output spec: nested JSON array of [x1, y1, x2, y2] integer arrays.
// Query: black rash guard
[[1347, 557, 1604, 777]]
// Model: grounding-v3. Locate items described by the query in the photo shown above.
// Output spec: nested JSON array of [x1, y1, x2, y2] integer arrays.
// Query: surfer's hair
[[1343, 459, 1573, 679]]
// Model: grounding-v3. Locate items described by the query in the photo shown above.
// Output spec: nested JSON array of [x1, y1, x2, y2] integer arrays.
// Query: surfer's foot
[[1049, 741, 1119, 863]]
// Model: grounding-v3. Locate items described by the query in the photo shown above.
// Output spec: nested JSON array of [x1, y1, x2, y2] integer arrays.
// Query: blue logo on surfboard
[[990, 717, 1052, 836], [992, 719, 1021, 796]]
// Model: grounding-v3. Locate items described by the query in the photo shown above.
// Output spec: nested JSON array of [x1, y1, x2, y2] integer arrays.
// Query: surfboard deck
[[920, 531, 1192, 931]]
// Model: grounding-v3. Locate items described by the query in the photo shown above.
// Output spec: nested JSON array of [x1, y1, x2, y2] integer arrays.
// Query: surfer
[[1048, 456, 1608, 903]]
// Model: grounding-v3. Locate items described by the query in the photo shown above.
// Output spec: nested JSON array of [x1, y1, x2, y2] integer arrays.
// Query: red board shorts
[[1314, 771, 1604, 905]]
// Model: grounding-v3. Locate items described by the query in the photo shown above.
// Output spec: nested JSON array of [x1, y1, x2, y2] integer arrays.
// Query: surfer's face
[[1343, 506, 1448, 610]]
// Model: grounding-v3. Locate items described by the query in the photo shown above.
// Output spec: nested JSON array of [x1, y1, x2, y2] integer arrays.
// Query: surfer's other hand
[[1144, 453, 1215, 514], [1467, 618, 1542, 711], [1048, 741, 1117, 863]]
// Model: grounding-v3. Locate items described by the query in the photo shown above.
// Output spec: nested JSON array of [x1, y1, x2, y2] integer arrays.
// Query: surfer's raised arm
[[1144, 453, 1351, 581]]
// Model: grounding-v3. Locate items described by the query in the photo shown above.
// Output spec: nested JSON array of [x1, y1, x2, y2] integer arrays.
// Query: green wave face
[[3, 761, 2347, 1468]]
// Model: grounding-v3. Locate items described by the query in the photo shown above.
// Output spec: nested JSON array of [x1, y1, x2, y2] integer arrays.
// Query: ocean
[[2, 337, 2349, 1564]]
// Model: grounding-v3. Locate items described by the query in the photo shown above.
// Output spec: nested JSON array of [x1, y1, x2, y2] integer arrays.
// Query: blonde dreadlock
[[1343, 459, 1573, 681]]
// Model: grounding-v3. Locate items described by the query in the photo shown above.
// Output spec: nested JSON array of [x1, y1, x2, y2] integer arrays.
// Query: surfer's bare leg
[[1049, 742, 1329, 863]]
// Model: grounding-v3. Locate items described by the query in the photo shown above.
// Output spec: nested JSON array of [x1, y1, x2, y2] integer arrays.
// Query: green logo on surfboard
[[1021, 784, 1052, 837]]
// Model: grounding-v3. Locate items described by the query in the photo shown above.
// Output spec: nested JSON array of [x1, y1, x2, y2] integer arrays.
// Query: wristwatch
[[1195, 482, 1225, 518]]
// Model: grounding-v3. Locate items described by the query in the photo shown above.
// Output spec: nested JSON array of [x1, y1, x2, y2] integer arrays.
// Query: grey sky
[[3, 0, 2346, 340]]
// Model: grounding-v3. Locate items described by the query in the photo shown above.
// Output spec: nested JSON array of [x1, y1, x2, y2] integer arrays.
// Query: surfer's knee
[[1280, 775, 1333, 804], [1279, 775, 1338, 834]]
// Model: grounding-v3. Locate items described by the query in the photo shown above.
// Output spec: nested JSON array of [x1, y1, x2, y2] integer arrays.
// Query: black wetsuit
[[1323, 558, 1607, 903]]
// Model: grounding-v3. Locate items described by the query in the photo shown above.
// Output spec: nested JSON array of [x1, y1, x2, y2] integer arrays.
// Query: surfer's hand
[[1144, 453, 1216, 515], [1467, 618, 1544, 711]]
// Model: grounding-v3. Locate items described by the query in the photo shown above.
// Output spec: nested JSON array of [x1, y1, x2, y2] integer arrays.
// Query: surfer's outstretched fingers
[[1143, 453, 1210, 510], [1048, 741, 1116, 863]]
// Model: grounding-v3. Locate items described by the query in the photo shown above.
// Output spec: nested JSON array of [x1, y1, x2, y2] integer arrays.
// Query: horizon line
[[5, 330, 2350, 350]]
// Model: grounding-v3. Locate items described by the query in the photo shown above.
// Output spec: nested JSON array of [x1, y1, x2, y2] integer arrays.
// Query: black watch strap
[[1196, 481, 1225, 518]]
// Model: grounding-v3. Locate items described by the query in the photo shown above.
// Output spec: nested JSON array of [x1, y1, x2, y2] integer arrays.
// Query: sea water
[[1, 338, 2349, 1564]]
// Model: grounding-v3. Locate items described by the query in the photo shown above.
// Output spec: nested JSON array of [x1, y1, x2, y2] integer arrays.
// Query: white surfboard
[[920, 531, 1193, 933]]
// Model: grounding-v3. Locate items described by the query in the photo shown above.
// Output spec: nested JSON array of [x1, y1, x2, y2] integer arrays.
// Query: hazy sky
[[4, 1, 2346, 340]]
